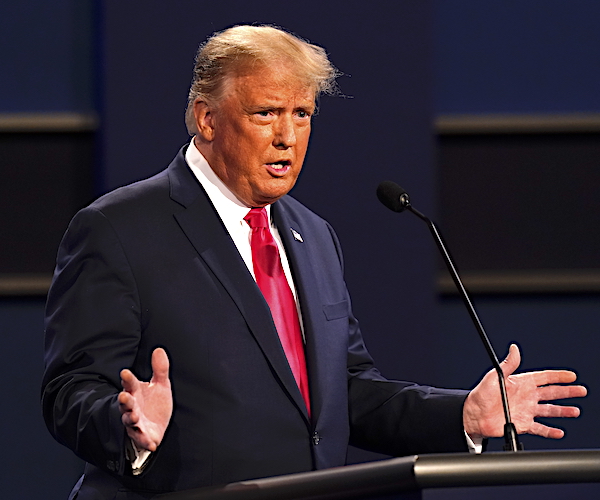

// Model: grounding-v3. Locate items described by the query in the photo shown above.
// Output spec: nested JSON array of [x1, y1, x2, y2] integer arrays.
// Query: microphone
[[377, 180, 523, 452], [376, 180, 411, 213]]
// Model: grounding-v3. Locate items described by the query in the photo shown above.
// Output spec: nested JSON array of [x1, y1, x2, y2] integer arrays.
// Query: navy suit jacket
[[42, 146, 468, 499]]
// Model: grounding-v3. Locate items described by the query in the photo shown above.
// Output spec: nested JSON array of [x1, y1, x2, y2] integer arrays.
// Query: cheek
[[296, 132, 311, 159], [299, 125, 311, 144], [238, 131, 272, 158]]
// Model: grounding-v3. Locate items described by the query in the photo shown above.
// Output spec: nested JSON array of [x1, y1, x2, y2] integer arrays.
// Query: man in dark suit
[[42, 25, 586, 499]]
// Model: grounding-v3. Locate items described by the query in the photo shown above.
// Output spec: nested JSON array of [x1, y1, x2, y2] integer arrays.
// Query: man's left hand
[[463, 344, 587, 440]]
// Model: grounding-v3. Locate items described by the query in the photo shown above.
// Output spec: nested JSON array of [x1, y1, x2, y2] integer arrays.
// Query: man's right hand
[[119, 347, 173, 452]]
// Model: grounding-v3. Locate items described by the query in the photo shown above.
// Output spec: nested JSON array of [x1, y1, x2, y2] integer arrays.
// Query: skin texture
[[118, 65, 587, 454]]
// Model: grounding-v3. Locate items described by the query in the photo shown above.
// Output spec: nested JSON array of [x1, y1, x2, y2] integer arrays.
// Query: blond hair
[[185, 25, 340, 135]]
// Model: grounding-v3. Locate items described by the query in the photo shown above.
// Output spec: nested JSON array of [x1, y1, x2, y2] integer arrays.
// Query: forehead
[[224, 63, 317, 106]]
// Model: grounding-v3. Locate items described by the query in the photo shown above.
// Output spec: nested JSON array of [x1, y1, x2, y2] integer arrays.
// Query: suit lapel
[[167, 152, 309, 421], [273, 202, 339, 426]]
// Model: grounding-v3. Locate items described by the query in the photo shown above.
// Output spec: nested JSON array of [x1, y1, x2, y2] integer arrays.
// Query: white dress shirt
[[185, 139, 301, 305]]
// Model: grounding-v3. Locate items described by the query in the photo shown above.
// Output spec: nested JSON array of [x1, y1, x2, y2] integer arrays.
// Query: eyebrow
[[248, 103, 315, 113]]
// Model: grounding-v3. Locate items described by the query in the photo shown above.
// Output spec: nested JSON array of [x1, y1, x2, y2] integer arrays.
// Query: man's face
[[194, 64, 316, 207]]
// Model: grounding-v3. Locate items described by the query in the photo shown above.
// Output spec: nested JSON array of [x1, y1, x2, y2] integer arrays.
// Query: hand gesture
[[463, 344, 587, 440], [118, 347, 173, 452]]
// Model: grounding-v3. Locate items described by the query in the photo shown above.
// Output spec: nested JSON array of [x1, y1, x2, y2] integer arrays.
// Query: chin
[[257, 185, 295, 204]]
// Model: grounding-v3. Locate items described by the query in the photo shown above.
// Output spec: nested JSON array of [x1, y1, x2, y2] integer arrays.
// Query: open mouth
[[266, 160, 291, 175]]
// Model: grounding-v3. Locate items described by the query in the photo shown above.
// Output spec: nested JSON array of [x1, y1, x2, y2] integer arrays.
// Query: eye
[[255, 109, 274, 118], [296, 110, 311, 119]]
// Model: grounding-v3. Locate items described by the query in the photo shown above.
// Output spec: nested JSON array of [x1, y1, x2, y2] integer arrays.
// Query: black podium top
[[154, 449, 600, 500]]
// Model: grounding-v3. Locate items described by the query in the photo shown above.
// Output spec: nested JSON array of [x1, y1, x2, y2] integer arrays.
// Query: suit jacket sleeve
[[320, 223, 470, 456], [42, 206, 140, 475]]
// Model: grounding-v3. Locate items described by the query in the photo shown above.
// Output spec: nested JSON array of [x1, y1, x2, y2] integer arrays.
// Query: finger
[[124, 425, 155, 451], [528, 421, 565, 439], [531, 369, 578, 386], [143, 440, 157, 453], [150, 347, 170, 385], [124, 424, 140, 441], [120, 368, 141, 393], [500, 344, 521, 377], [140, 437, 158, 453], [124, 425, 158, 452], [118, 390, 137, 412], [536, 403, 581, 419], [538, 384, 588, 402], [121, 409, 140, 427]]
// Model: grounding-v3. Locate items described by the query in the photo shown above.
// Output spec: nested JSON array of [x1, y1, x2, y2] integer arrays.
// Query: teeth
[[269, 162, 288, 170]]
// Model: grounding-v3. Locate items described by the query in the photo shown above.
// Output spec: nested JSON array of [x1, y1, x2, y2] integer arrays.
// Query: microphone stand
[[391, 188, 522, 452]]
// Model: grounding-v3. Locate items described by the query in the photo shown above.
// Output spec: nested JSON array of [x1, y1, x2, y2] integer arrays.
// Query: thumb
[[150, 347, 170, 384], [500, 343, 521, 377]]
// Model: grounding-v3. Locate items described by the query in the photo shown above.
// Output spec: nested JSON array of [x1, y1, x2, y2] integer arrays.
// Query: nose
[[273, 115, 296, 149]]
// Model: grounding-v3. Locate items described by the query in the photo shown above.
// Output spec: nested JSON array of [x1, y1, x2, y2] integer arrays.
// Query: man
[[42, 25, 586, 499]]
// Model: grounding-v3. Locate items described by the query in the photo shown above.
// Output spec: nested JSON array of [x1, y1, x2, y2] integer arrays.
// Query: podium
[[155, 450, 600, 499]]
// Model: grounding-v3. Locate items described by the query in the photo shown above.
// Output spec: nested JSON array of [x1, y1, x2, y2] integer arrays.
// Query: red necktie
[[244, 208, 310, 415]]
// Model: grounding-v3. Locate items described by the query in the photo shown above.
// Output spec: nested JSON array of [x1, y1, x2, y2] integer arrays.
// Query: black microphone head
[[377, 181, 410, 213]]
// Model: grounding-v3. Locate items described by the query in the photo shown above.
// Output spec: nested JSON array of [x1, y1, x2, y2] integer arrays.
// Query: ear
[[193, 99, 216, 142]]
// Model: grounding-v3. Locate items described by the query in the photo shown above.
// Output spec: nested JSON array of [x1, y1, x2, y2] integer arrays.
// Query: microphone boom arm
[[405, 203, 522, 452]]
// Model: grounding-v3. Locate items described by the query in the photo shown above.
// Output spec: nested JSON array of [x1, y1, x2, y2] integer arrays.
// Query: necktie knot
[[245, 208, 279, 277], [244, 208, 269, 229]]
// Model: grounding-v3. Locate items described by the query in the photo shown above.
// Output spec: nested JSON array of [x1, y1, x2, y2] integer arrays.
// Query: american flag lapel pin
[[291, 228, 303, 242]]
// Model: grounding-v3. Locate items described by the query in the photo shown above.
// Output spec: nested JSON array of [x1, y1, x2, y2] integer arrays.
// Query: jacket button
[[312, 431, 321, 445]]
